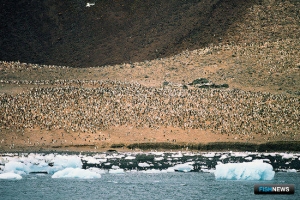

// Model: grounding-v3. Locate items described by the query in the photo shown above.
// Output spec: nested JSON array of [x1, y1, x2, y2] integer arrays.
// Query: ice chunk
[[111, 165, 120, 169], [109, 169, 124, 174], [203, 152, 215, 158], [219, 155, 228, 160], [52, 168, 101, 179], [166, 168, 175, 173], [83, 156, 100, 164], [52, 155, 82, 168], [244, 157, 252, 161], [154, 157, 164, 161], [171, 152, 183, 158], [215, 162, 275, 180], [0, 172, 22, 179], [231, 152, 248, 157], [4, 161, 29, 175], [169, 163, 194, 172], [3, 154, 82, 175], [125, 156, 136, 160], [138, 162, 150, 168], [201, 169, 215, 173], [287, 169, 297, 173], [281, 153, 295, 159]]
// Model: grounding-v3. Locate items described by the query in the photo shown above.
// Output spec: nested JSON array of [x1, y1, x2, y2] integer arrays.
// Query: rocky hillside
[[3, 0, 299, 67], [0, 0, 300, 152]]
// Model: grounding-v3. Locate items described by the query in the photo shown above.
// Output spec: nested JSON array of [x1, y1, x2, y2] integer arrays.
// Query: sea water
[[0, 172, 299, 200], [1, 152, 299, 199]]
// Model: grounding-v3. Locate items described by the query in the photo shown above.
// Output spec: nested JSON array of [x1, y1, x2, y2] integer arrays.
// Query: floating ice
[[3, 154, 82, 175], [154, 157, 164, 161], [171, 152, 183, 158], [109, 169, 124, 174], [4, 161, 29, 175], [281, 153, 295, 159], [0, 172, 22, 179], [125, 156, 136, 160], [244, 157, 252, 161], [83, 156, 100, 164], [138, 162, 150, 168], [201, 169, 215, 173], [215, 162, 275, 180], [169, 163, 194, 172], [219, 155, 228, 160], [231, 152, 249, 157], [287, 169, 297, 173], [52, 168, 101, 179], [203, 152, 215, 158]]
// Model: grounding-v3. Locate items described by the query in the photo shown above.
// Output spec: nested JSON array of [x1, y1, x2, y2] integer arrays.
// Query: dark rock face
[[0, 0, 258, 67]]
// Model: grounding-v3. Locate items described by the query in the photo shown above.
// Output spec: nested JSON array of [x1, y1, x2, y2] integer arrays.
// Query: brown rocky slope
[[0, 0, 299, 152]]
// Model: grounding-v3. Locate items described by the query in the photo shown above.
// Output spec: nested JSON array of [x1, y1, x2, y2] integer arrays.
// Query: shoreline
[[1, 141, 299, 154]]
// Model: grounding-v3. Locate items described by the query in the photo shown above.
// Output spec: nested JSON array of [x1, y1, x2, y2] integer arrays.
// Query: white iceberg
[[4, 161, 29, 175], [0, 172, 22, 179], [3, 154, 82, 175], [215, 162, 275, 180], [169, 163, 194, 172], [52, 168, 101, 179]]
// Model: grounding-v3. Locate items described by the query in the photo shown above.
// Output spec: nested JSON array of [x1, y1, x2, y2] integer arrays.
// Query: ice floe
[[169, 163, 194, 172], [109, 169, 124, 174], [52, 168, 101, 179], [215, 162, 275, 180], [138, 162, 150, 168], [0, 172, 22, 179]]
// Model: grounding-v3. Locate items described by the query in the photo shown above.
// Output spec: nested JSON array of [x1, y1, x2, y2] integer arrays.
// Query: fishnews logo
[[254, 184, 295, 194]]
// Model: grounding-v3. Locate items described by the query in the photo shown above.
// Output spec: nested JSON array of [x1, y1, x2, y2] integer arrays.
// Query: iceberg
[[215, 162, 275, 180], [0, 172, 22, 179], [4, 161, 29, 175], [52, 168, 101, 179], [169, 163, 194, 172], [3, 154, 82, 175]]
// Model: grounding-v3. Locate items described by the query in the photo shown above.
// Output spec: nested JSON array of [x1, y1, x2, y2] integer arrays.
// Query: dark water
[[0, 172, 299, 200]]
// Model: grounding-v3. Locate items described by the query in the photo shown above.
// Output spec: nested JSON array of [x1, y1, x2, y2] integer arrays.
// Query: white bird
[[86, 3, 95, 7]]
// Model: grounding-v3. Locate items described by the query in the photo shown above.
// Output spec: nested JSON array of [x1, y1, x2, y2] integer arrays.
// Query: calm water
[[0, 172, 298, 200]]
